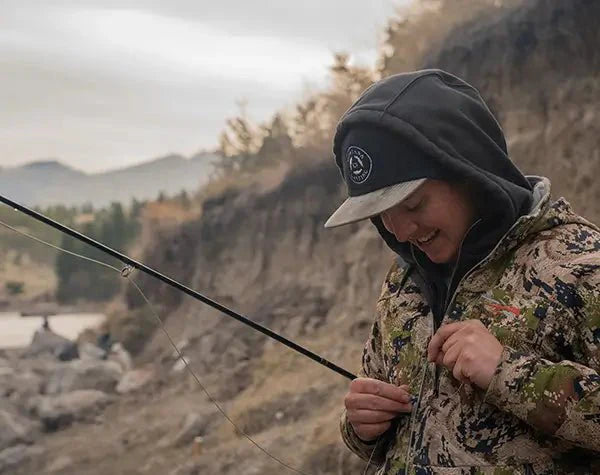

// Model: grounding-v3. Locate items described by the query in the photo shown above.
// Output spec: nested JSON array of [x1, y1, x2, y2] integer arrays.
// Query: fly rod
[[0, 194, 357, 381]]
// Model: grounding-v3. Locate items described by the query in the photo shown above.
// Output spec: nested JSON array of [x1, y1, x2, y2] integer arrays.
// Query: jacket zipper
[[431, 219, 482, 397], [433, 216, 529, 397], [405, 246, 435, 472]]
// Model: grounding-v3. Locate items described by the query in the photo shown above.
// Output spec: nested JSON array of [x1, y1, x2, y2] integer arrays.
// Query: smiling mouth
[[413, 229, 439, 246]]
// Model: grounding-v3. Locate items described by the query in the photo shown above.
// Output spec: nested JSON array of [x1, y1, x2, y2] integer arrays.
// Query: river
[[0, 312, 106, 349]]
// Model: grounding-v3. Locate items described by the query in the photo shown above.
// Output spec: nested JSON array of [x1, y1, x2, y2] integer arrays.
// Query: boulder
[[116, 367, 154, 394], [24, 330, 78, 361], [34, 389, 113, 431], [78, 342, 106, 361], [107, 343, 132, 372], [0, 444, 45, 474], [45, 359, 123, 394], [0, 408, 39, 450], [0, 367, 42, 404]]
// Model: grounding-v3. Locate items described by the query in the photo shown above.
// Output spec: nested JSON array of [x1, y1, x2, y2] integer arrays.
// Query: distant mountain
[[0, 153, 217, 207]]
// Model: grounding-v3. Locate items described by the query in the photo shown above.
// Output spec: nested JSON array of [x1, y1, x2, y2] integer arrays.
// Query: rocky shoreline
[[0, 330, 157, 474]]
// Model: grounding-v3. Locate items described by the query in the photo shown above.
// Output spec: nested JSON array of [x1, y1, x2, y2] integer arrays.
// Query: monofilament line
[[0, 218, 311, 475]]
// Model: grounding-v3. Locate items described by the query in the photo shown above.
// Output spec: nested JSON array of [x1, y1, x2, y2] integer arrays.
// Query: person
[[325, 69, 600, 474]]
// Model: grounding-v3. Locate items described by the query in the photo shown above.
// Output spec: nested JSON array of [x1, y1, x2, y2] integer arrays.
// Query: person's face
[[380, 179, 476, 264]]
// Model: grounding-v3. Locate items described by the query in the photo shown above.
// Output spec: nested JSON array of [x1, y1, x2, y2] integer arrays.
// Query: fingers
[[427, 322, 464, 362], [345, 379, 413, 430], [442, 339, 465, 369], [453, 352, 470, 383], [350, 378, 411, 403], [345, 392, 412, 413], [346, 408, 399, 424], [351, 421, 391, 442], [428, 320, 485, 363], [441, 329, 463, 354]]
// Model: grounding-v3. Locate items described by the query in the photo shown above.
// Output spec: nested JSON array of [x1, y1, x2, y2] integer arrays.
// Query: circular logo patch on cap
[[346, 146, 372, 184]]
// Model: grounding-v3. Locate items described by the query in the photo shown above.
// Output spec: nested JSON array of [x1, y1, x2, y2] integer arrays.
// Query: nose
[[381, 209, 418, 242]]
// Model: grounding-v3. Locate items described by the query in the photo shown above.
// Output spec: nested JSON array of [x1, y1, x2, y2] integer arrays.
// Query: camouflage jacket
[[341, 179, 600, 474]]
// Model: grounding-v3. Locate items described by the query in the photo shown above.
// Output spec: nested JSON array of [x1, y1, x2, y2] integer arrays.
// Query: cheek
[[427, 209, 462, 245], [438, 207, 473, 245], [425, 208, 453, 234]]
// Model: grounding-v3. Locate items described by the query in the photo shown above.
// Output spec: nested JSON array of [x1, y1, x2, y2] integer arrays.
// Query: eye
[[405, 200, 423, 212]]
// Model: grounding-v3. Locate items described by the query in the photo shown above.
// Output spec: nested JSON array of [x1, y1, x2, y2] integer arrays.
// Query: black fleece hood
[[333, 69, 533, 319]]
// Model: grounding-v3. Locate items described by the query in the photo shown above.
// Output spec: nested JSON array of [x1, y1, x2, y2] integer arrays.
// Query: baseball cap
[[324, 125, 437, 228]]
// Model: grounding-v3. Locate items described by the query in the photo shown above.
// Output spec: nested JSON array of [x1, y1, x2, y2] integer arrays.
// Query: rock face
[[133, 162, 393, 363]]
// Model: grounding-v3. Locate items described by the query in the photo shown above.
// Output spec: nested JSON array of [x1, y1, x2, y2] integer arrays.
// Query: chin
[[427, 254, 448, 264], [426, 249, 455, 264]]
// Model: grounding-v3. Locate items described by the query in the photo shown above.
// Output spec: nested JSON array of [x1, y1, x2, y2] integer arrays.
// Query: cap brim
[[324, 179, 426, 228]]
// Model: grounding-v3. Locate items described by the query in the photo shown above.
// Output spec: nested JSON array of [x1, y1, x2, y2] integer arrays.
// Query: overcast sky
[[1, 0, 403, 173]]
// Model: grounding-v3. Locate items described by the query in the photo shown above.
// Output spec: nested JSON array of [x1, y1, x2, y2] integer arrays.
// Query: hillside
[[0, 153, 216, 208], [8, 1, 600, 474]]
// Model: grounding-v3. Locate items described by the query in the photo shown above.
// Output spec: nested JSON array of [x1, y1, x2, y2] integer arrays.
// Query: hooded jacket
[[337, 70, 600, 474]]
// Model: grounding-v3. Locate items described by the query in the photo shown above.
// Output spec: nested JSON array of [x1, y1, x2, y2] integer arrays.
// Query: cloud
[[0, 1, 401, 172], [18, 0, 396, 52]]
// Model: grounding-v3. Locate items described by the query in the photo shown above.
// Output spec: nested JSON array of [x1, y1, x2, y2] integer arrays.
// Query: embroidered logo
[[346, 146, 372, 184]]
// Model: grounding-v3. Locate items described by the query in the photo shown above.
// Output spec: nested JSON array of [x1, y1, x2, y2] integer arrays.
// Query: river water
[[0, 312, 105, 348]]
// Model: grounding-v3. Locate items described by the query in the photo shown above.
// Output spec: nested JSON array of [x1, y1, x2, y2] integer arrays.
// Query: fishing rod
[[0, 194, 357, 381]]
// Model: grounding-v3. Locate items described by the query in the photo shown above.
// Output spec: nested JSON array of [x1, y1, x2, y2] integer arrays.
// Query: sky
[[1, 0, 403, 173]]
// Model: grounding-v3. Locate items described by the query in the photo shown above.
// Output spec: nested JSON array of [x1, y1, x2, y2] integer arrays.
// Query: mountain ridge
[[0, 152, 217, 207]]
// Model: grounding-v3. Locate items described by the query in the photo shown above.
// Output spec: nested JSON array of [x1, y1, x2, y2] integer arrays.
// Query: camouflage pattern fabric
[[341, 178, 600, 474]]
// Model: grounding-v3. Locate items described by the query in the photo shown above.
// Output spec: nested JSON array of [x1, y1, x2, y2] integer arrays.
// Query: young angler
[[325, 70, 600, 474]]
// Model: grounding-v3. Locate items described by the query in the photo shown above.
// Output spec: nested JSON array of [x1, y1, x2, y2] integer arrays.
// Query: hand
[[427, 319, 503, 389], [344, 377, 412, 442]]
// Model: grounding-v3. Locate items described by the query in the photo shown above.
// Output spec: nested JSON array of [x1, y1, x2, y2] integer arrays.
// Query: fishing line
[[0, 196, 381, 472], [0, 217, 312, 475], [0, 194, 356, 381]]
